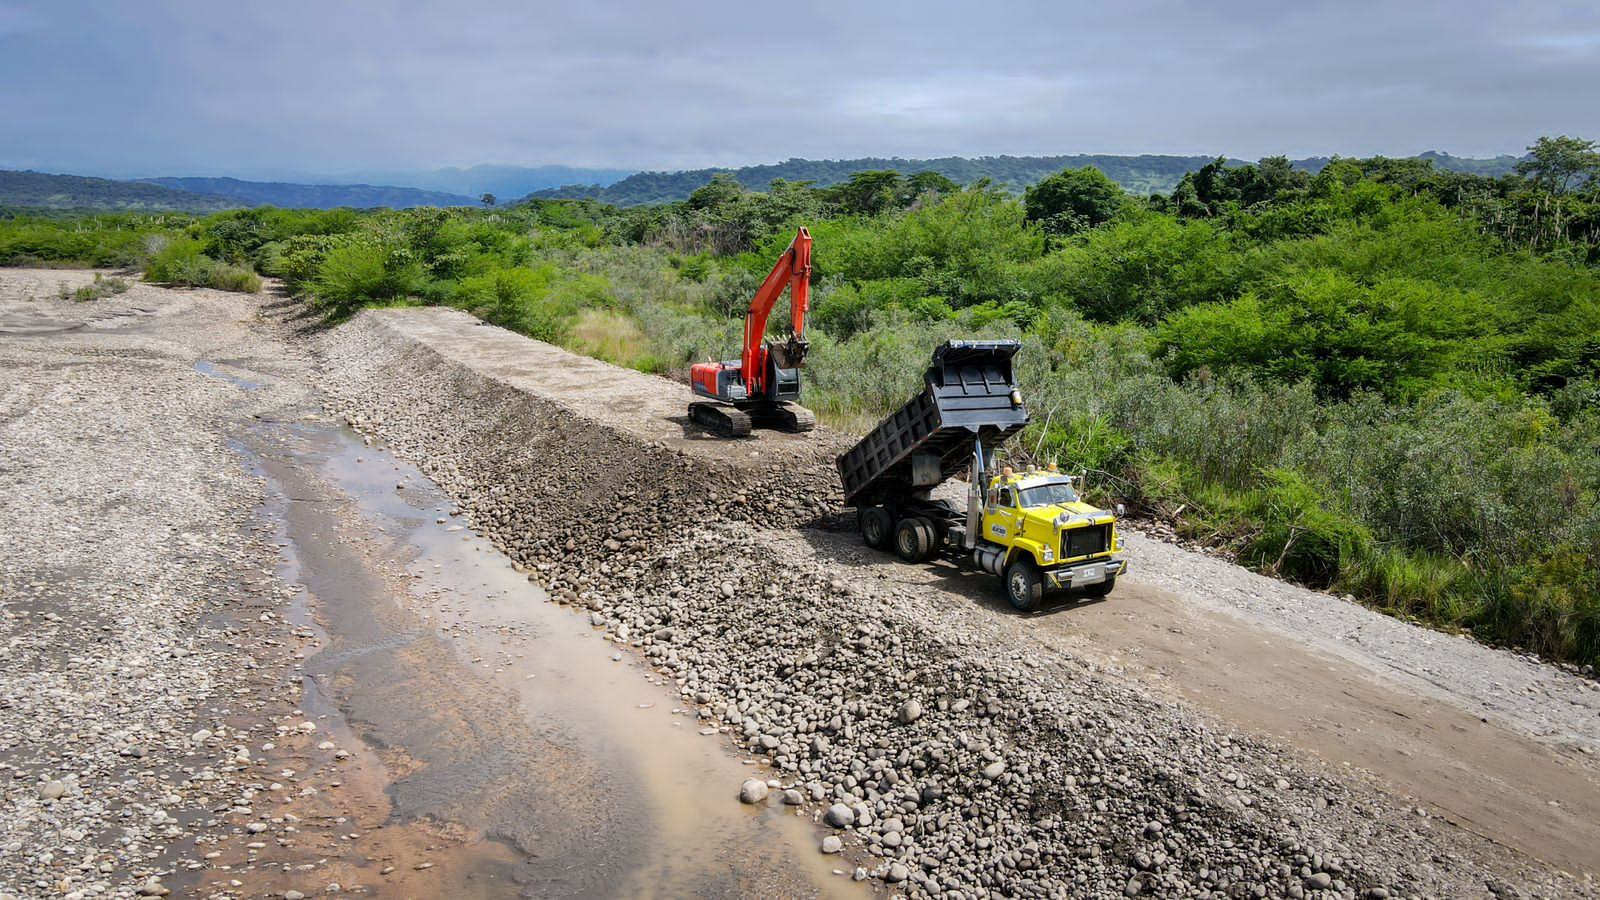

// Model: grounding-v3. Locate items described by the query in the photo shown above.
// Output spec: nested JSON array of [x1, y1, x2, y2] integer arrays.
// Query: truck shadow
[[794, 522, 1111, 619]]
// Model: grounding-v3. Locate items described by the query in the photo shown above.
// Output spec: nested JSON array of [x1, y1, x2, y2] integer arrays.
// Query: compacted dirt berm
[[688, 227, 817, 437], [837, 340, 1128, 611]]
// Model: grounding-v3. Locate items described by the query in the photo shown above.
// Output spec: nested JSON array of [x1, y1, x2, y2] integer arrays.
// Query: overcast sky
[[1, 0, 1595, 178]]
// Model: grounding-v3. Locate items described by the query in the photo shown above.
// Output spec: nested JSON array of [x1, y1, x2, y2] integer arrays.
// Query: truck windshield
[[1019, 482, 1079, 507]]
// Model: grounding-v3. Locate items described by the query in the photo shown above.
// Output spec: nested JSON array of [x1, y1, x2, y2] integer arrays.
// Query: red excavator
[[688, 227, 817, 437]]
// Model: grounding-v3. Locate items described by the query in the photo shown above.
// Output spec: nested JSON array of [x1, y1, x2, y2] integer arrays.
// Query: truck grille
[[1063, 524, 1109, 560]]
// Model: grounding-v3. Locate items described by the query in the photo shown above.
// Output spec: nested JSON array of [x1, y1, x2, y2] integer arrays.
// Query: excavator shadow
[[669, 414, 750, 441], [794, 522, 1111, 619], [671, 413, 814, 441]]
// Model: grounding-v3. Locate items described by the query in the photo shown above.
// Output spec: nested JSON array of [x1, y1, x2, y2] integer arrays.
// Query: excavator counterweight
[[688, 227, 816, 437]]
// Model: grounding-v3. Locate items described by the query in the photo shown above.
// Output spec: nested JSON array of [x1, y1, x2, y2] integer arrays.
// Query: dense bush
[[143, 236, 261, 292], [454, 266, 570, 342], [0, 213, 193, 268]]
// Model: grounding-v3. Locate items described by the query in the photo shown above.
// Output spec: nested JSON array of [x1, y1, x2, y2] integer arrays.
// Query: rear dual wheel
[[859, 506, 893, 550], [894, 517, 937, 563]]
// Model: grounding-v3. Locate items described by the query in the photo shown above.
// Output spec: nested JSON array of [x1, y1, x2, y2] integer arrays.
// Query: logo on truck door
[[990, 523, 1007, 537]]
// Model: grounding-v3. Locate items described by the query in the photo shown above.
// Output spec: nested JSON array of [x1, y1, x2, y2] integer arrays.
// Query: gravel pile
[[318, 311, 1587, 899]]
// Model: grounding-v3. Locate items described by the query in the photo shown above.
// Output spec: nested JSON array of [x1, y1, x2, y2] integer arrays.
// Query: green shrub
[[675, 254, 711, 282], [1240, 469, 1372, 587], [1341, 546, 1468, 621], [143, 236, 211, 284], [453, 267, 569, 343], [0, 213, 188, 267], [70, 273, 131, 301], [260, 233, 348, 290], [1031, 412, 1132, 478], [209, 264, 261, 293], [142, 236, 261, 293], [1024, 214, 1242, 323], [311, 243, 424, 315]]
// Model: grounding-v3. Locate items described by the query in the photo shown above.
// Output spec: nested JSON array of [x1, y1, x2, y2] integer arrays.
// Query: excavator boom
[[741, 227, 812, 397]]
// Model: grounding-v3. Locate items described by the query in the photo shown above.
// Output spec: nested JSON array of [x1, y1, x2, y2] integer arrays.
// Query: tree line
[[1, 135, 1596, 668]]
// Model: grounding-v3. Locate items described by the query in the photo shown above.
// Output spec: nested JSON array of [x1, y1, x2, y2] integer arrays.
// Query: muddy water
[[246, 421, 857, 899], [194, 358, 262, 390]]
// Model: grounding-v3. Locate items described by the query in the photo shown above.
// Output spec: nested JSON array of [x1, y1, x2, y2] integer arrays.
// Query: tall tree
[[1023, 166, 1126, 235], [904, 171, 960, 200], [830, 170, 904, 216], [1516, 136, 1600, 195], [686, 172, 747, 211]]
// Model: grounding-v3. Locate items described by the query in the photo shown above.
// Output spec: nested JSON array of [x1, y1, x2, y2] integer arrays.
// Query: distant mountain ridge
[[321, 164, 635, 199], [532, 151, 1524, 206], [144, 177, 477, 209], [3, 151, 1526, 214], [0, 170, 237, 212]]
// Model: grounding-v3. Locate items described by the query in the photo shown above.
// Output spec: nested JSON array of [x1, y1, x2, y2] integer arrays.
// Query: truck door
[[984, 484, 1017, 542]]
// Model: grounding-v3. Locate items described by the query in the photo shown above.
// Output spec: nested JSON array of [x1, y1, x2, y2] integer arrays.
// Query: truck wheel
[[1004, 558, 1044, 612], [859, 506, 893, 550], [1082, 575, 1116, 598], [895, 516, 935, 563]]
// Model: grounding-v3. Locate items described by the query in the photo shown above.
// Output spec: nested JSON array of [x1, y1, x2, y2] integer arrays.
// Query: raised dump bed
[[836, 340, 1029, 508]]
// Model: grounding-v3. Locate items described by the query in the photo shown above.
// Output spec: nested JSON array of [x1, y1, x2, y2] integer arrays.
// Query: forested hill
[[144, 177, 478, 210], [0, 170, 237, 212], [531, 152, 1521, 206]]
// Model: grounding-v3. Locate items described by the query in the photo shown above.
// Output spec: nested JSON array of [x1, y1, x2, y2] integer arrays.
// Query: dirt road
[[809, 530, 1600, 877], [3, 272, 1597, 898]]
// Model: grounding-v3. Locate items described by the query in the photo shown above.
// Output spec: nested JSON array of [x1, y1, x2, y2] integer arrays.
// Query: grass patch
[[565, 308, 659, 370], [65, 272, 132, 302]]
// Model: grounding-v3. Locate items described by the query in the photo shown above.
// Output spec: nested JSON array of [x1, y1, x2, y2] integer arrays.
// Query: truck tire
[[1005, 558, 1044, 612], [894, 516, 935, 563], [1082, 574, 1116, 598], [859, 506, 893, 550]]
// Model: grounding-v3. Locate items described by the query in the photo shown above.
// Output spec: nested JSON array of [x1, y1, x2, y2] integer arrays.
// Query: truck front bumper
[[1045, 556, 1127, 590]]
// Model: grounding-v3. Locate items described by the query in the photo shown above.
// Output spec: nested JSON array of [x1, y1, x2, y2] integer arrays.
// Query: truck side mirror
[[1116, 503, 1126, 516]]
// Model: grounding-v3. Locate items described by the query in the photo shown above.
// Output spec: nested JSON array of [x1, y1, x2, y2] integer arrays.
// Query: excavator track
[[689, 401, 753, 438], [765, 402, 816, 433]]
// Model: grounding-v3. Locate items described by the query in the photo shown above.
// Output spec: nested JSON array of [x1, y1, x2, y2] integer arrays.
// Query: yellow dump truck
[[836, 340, 1126, 611]]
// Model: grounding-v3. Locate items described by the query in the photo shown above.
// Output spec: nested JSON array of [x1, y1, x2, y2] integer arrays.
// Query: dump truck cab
[[978, 469, 1126, 609]]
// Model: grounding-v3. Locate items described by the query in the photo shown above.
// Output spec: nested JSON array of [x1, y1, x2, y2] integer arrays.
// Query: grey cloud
[[0, 0, 1594, 176]]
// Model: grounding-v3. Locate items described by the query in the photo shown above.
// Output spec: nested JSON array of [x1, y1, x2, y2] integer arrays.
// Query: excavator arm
[[741, 227, 812, 397]]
